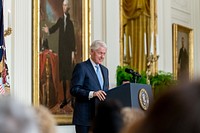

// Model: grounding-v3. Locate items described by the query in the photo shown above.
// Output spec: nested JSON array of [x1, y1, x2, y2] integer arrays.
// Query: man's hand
[[42, 24, 49, 34], [93, 90, 107, 101], [72, 51, 76, 64]]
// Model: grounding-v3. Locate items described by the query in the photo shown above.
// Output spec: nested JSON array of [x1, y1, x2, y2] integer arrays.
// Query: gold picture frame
[[32, 0, 91, 125], [172, 24, 193, 81]]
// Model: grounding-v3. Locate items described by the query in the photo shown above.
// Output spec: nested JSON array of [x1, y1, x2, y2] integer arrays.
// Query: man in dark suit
[[178, 37, 189, 81], [42, 0, 75, 108], [70, 40, 109, 133]]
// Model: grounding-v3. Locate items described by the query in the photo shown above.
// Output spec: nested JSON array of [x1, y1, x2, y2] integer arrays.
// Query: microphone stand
[[131, 73, 141, 83], [131, 74, 136, 83]]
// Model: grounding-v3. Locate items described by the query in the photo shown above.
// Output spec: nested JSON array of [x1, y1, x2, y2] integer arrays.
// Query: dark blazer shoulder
[[99, 64, 108, 71], [76, 59, 90, 66], [73, 59, 91, 70]]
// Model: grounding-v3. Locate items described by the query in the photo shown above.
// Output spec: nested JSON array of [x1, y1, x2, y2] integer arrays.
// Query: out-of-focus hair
[[0, 96, 39, 133], [92, 100, 123, 133], [120, 107, 146, 133], [131, 81, 200, 133], [34, 105, 57, 133], [121, 107, 145, 127]]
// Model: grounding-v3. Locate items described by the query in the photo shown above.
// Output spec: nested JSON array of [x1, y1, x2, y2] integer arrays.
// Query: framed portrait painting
[[32, 0, 91, 124], [172, 24, 193, 81]]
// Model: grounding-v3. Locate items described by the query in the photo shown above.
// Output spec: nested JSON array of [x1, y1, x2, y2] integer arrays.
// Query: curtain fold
[[122, 0, 155, 73]]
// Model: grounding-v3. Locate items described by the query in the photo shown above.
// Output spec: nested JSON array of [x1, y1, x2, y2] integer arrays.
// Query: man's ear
[[90, 49, 94, 55]]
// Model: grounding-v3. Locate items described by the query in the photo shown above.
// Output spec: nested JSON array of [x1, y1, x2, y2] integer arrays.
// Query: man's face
[[91, 47, 107, 64], [63, 1, 69, 14]]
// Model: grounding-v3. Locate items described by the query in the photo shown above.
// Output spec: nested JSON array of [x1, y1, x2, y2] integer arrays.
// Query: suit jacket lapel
[[86, 59, 101, 88]]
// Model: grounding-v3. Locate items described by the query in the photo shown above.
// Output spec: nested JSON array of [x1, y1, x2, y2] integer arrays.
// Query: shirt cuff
[[89, 91, 94, 100]]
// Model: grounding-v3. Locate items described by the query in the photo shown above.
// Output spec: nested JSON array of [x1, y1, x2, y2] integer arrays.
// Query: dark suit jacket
[[178, 47, 189, 80], [178, 47, 189, 71], [70, 59, 109, 126], [49, 13, 75, 80]]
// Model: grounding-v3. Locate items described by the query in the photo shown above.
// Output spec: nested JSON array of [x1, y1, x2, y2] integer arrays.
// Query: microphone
[[125, 68, 141, 77], [125, 68, 135, 74]]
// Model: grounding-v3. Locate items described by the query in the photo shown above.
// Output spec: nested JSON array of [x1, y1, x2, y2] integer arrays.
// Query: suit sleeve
[[49, 18, 61, 34], [178, 49, 182, 64], [68, 21, 76, 51], [70, 63, 90, 100], [104, 68, 109, 91]]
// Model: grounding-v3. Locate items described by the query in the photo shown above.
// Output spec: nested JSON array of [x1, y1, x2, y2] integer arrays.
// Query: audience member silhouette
[[34, 105, 57, 133], [120, 107, 146, 133], [121, 107, 145, 128], [127, 81, 200, 133], [91, 100, 124, 133], [0, 96, 39, 133]]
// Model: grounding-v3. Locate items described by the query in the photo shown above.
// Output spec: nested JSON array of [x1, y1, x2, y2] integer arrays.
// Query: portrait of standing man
[[172, 24, 193, 83], [42, 0, 76, 109], [178, 37, 189, 81]]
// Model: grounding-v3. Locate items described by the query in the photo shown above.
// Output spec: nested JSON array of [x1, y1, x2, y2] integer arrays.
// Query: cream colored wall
[[9, 0, 32, 104], [4, 0, 200, 133]]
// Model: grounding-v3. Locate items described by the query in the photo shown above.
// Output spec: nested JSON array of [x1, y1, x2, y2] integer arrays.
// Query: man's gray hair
[[63, 0, 69, 4], [90, 40, 107, 51]]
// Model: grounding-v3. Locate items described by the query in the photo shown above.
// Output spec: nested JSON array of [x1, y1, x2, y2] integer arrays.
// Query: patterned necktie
[[95, 65, 103, 89]]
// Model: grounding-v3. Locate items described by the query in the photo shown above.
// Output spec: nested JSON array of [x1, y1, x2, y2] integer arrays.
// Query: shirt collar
[[90, 58, 99, 68], [64, 14, 67, 18]]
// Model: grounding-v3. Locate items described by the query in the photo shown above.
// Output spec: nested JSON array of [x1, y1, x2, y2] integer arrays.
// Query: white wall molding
[[157, 0, 172, 72], [12, 0, 32, 105], [172, 0, 191, 13], [105, 0, 120, 88], [91, 0, 104, 41], [191, 0, 200, 78], [171, 9, 191, 26]]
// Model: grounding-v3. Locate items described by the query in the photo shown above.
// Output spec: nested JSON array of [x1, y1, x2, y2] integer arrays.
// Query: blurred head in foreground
[[130, 81, 200, 133], [0, 96, 39, 133], [92, 100, 123, 133], [34, 105, 57, 133]]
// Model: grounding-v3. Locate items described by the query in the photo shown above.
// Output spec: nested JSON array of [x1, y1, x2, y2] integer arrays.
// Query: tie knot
[[95, 65, 101, 74], [95, 65, 100, 69]]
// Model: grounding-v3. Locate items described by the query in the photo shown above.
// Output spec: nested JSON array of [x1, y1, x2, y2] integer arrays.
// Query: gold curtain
[[121, 0, 157, 73]]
